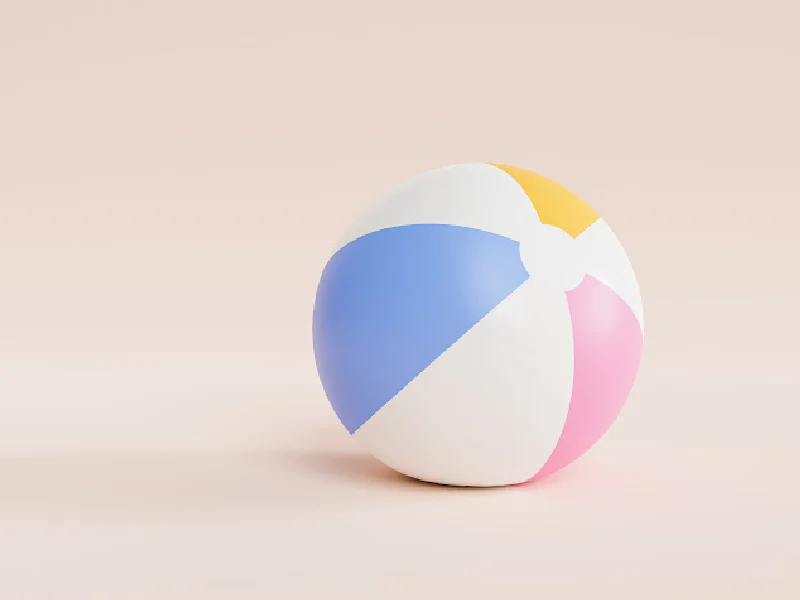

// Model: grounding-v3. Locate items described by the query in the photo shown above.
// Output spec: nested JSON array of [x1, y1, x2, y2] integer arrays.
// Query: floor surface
[[1, 366, 798, 599]]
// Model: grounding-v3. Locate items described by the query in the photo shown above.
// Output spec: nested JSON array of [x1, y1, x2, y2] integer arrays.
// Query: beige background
[[1, 0, 798, 598]]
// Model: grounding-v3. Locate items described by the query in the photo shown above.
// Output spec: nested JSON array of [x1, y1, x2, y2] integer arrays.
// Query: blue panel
[[312, 224, 529, 434]]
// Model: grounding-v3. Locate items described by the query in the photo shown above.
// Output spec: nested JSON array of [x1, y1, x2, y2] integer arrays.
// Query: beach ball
[[312, 163, 644, 487]]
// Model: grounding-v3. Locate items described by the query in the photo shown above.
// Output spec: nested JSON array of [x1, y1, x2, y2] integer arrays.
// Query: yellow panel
[[491, 164, 599, 238]]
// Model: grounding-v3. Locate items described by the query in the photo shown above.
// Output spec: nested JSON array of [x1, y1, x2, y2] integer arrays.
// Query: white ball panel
[[333, 163, 540, 254], [352, 279, 574, 487], [576, 219, 645, 333]]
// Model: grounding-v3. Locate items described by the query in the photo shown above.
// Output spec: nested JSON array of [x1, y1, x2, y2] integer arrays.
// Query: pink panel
[[526, 275, 644, 482]]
